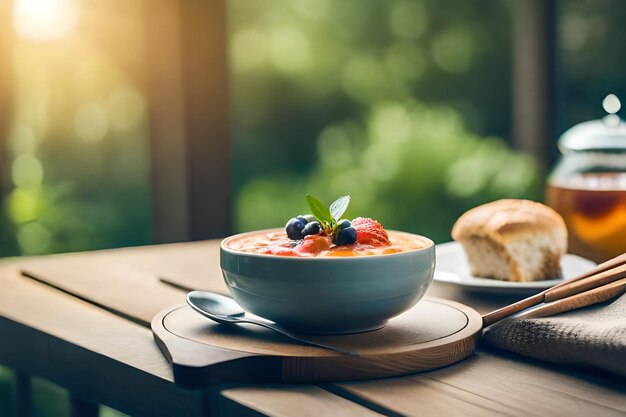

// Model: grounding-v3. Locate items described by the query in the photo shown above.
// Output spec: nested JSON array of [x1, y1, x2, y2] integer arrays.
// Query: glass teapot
[[546, 94, 626, 263]]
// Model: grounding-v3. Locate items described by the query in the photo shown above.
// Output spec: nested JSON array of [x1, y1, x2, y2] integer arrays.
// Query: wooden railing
[[513, 0, 556, 173], [146, 0, 231, 244]]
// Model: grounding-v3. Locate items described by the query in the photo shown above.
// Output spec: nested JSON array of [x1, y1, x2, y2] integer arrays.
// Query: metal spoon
[[186, 291, 356, 356]]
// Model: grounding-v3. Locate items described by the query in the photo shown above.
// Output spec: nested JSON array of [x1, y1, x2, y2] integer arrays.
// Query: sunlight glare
[[13, 0, 80, 41]]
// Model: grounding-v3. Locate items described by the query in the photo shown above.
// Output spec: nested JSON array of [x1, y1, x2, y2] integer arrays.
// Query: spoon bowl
[[187, 291, 244, 323]]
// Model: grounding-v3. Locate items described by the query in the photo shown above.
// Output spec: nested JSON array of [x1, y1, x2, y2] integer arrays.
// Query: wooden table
[[0, 241, 624, 417]]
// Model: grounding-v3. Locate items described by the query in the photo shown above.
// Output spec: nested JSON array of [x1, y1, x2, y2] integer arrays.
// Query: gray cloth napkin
[[483, 293, 626, 377]]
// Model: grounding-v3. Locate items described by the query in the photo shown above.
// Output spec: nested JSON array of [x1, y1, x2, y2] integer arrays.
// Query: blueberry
[[334, 226, 357, 245], [302, 214, 316, 223], [285, 218, 306, 240], [296, 215, 309, 224], [336, 219, 351, 229], [302, 221, 321, 237]]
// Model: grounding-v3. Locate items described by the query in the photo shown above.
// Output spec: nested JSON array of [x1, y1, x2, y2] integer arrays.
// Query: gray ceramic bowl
[[220, 229, 435, 334]]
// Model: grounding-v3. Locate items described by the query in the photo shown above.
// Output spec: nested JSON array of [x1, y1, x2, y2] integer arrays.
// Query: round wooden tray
[[152, 297, 483, 387]]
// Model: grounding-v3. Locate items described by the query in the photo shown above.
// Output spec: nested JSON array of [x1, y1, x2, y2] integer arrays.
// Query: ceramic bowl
[[220, 229, 435, 334]]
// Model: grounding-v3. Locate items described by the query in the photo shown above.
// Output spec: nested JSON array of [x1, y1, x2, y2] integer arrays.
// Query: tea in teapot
[[547, 95, 626, 263]]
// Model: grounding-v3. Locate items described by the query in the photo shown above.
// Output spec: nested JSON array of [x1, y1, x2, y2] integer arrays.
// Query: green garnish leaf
[[305, 194, 333, 225], [330, 195, 350, 221]]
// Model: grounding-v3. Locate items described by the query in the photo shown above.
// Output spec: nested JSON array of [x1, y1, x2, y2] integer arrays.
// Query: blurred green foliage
[[236, 100, 540, 242], [230, 0, 626, 237], [2, 0, 625, 256], [0, 5, 150, 257], [230, 0, 540, 239], [229, 0, 514, 193]]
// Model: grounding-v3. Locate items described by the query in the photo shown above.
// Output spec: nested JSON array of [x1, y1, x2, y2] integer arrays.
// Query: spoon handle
[[241, 319, 358, 356]]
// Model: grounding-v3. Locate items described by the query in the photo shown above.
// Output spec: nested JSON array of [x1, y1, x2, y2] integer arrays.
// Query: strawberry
[[351, 217, 390, 246]]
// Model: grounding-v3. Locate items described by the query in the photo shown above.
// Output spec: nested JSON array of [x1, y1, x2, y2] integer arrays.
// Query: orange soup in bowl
[[225, 230, 429, 257]]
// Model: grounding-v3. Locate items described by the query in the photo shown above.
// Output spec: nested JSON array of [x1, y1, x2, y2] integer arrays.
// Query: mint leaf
[[305, 194, 333, 225], [329, 195, 350, 221]]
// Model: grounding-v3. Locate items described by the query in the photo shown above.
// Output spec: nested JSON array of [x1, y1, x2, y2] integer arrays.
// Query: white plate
[[434, 242, 596, 293]]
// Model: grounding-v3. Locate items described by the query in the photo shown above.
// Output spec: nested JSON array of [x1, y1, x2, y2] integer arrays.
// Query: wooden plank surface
[[18, 241, 227, 326], [0, 265, 206, 417], [145, 240, 226, 293], [337, 375, 511, 417], [217, 386, 384, 417], [432, 351, 626, 413], [4, 241, 626, 417], [0, 267, 171, 379], [1, 262, 377, 417], [337, 352, 626, 417], [21, 258, 184, 326], [99, 240, 227, 293]]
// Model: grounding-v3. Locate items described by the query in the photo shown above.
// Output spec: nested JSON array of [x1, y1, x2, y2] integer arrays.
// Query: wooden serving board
[[152, 297, 483, 388]]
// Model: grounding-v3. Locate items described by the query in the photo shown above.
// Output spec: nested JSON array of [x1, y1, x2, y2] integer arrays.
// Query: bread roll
[[451, 199, 567, 282]]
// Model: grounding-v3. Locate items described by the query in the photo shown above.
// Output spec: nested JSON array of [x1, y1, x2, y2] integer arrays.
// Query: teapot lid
[[559, 94, 626, 153]]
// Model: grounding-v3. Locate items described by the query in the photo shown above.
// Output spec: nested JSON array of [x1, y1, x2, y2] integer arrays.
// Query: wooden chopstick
[[482, 253, 626, 327], [550, 252, 626, 289], [544, 263, 626, 302], [518, 276, 626, 320]]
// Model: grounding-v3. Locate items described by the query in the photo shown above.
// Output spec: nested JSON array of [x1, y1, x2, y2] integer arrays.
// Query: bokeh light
[[269, 27, 311, 73], [11, 154, 44, 189], [8, 188, 44, 224], [8, 124, 38, 155], [370, 102, 412, 145], [74, 103, 109, 142], [317, 125, 353, 168], [107, 87, 145, 132], [389, 1, 429, 40], [561, 15, 590, 52], [232, 28, 269, 71], [432, 28, 476, 73], [17, 222, 53, 255], [342, 54, 389, 103], [293, 0, 330, 20], [386, 42, 427, 81]]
